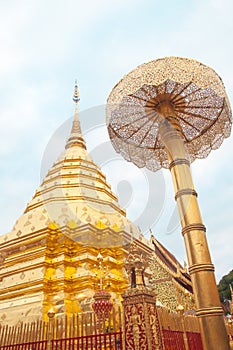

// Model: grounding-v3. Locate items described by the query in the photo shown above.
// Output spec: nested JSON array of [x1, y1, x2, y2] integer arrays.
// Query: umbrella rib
[[175, 85, 203, 99], [138, 114, 161, 147], [130, 94, 149, 103], [183, 102, 225, 135], [178, 114, 202, 133], [153, 136, 159, 149], [125, 118, 153, 140], [152, 121, 161, 149], [182, 93, 223, 104], [134, 86, 150, 102], [180, 110, 215, 121], [172, 110, 191, 142], [146, 109, 159, 120], [191, 104, 225, 140], [141, 85, 159, 101], [171, 82, 194, 103], [114, 113, 146, 131], [165, 80, 179, 95], [138, 125, 155, 147], [172, 87, 223, 106], [183, 104, 222, 108], [166, 80, 179, 95]]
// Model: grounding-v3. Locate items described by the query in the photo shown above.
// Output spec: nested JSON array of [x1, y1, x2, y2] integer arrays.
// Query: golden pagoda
[[0, 84, 195, 326]]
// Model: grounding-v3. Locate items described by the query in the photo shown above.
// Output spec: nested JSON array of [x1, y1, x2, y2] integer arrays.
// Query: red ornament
[[92, 290, 113, 320]]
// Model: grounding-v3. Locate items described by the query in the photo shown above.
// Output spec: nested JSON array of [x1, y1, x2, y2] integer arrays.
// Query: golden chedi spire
[[16, 80, 128, 237], [0, 83, 138, 325], [65, 81, 86, 150]]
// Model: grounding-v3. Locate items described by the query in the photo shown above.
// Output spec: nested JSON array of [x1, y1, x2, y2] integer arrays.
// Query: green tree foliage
[[218, 269, 233, 303]]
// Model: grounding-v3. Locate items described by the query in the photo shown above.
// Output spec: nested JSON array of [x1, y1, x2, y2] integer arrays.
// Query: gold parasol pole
[[158, 102, 229, 350], [107, 56, 232, 350]]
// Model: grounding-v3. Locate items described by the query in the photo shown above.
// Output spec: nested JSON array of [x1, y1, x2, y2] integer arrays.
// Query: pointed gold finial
[[65, 82, 86, 150], [73, 80, 80, 104]]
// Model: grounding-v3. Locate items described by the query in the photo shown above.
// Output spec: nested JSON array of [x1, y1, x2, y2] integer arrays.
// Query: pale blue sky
[[0, 0, 232, 281]]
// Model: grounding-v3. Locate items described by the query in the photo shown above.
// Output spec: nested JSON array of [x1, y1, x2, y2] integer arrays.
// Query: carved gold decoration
[[122, 242, 164, 349], [124, 241, 148, 289], [149, 254, 195, 311], [107, 56, 231, 172], [128, 305, 142, 350], [122, 288, 163, 350]]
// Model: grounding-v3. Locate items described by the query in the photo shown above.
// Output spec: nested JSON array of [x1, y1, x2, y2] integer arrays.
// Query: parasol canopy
[[106, 57, 232, 172]]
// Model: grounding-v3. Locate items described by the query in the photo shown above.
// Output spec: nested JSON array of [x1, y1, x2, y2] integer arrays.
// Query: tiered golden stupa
[[0, 84, 195, 326]]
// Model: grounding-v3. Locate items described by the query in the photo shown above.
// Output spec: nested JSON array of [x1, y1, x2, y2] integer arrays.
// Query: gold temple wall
[[0, 225, 130, 325]]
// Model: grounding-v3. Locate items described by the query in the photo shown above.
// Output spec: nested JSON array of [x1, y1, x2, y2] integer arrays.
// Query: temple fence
[[0, 307, 233, 349]]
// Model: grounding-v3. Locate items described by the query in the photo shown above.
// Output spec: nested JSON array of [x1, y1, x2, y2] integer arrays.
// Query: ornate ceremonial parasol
[[107, 56, 232, 350], [107, 57, 231, 171]]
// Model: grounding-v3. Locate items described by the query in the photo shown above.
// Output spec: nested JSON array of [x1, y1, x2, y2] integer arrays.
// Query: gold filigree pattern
[[107, 57, 232, 172], [149, 255, 195, 311]]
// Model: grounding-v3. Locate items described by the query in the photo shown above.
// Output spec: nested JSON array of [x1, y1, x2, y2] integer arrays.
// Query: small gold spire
[[73, 80, 80, 104], [65, 82, 86, 150]]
